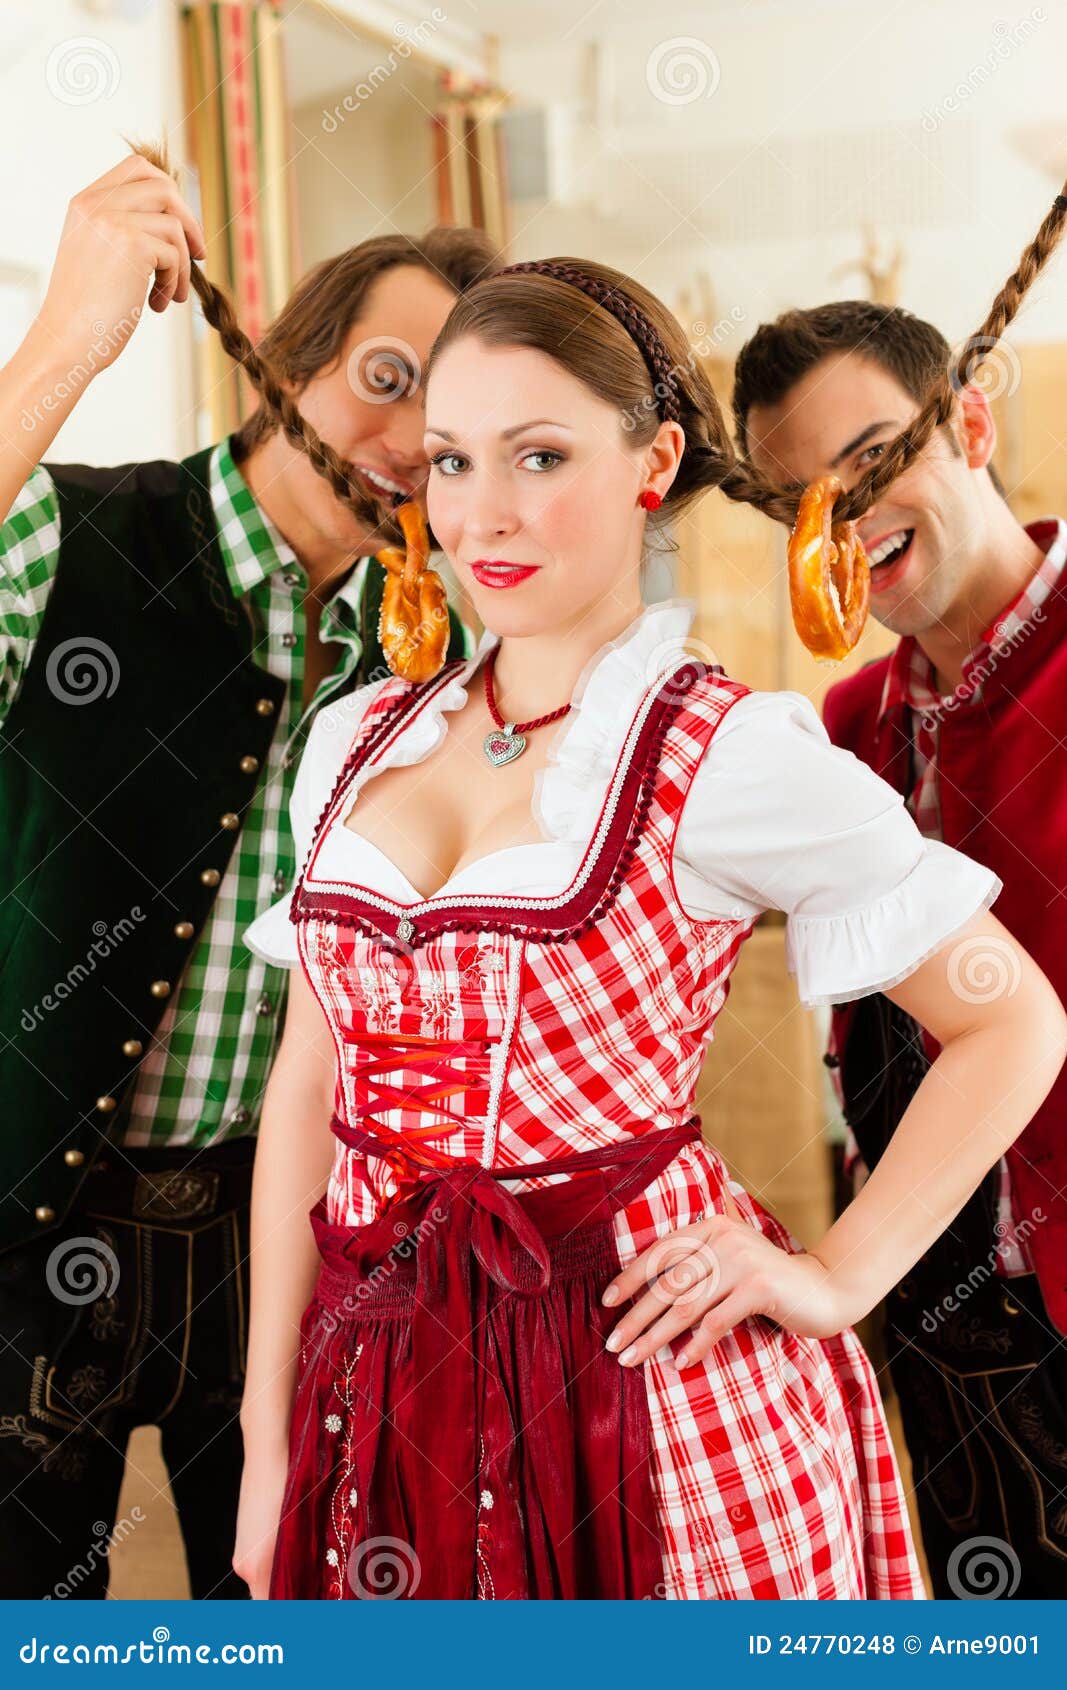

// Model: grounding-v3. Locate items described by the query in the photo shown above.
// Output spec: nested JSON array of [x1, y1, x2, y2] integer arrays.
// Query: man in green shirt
[[0, 149, 493, 1597]]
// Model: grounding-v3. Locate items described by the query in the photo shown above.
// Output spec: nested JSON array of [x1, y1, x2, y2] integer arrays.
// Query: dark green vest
[[0, 446, 466, 1252]]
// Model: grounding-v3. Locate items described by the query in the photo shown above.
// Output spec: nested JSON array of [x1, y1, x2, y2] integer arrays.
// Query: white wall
[[0, 1, 194, 467]]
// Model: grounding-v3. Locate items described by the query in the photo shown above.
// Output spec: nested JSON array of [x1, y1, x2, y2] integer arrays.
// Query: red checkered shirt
[[855, 517, 1067, 1276]]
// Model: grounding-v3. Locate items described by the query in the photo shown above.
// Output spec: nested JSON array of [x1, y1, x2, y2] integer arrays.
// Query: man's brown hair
[[231, 226, 502, 457], [731, 299, 1006, 496]]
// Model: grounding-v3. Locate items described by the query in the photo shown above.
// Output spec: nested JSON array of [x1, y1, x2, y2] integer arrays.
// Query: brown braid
[[130, 139, 403, 550], [135, 136, 1067, 536], [499, 208, 1067, 526], [719, 185, 1067, 526]]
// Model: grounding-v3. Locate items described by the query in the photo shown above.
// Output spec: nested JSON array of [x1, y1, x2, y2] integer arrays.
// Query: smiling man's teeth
[[868, 529, 910, 566], [359, 466, 407, 495]]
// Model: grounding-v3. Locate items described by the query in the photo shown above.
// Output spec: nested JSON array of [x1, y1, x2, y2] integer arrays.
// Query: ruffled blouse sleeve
[[674, 688, 1004, 1009], [242, 681, 384, 969]]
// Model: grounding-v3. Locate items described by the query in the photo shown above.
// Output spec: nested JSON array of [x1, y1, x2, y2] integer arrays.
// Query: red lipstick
[[470, 560, 540, 589]]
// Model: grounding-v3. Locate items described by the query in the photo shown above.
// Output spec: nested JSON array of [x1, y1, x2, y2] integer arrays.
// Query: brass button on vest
[[220, 812, 240, 831], [35, 1205, 55, 1224], [200, 867, 221, 887], [255, 697, 275, 716], [173, 921, 194, 940], [123, 1038, 143, 1057], [240, 755, 259, 773], [150, 979, 171, 998], [95, 1095, 117, 1113], [64, 1148, 85, 1167]]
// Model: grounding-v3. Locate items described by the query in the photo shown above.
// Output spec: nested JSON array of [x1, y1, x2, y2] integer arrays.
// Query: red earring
[[639, 489, 662, 511]]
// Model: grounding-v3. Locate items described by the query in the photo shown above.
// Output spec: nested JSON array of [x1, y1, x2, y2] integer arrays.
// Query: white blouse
[[243, 598, 1003, 1009]]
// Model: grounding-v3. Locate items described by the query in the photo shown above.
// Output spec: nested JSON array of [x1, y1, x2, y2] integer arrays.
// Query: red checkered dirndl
[[270, 653, 926, 1600]]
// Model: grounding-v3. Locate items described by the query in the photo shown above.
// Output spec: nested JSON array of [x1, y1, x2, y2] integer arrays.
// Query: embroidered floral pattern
[[0, 1413, 88, 1480], [88, 1294, 123, 1343], [66, 1365, 107, 1407], [419, 973, 460, 1038], [476, 1436, 496, 1600], [323, 1342, 365, 1600]]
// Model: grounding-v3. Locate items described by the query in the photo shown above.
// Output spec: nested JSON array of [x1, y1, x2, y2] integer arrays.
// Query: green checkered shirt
[[0, 439, 473, 1148]]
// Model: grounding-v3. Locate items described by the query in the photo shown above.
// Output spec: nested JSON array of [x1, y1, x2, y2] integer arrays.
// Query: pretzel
[[787, 475, 870, 660], [376, 501, 451, 682]]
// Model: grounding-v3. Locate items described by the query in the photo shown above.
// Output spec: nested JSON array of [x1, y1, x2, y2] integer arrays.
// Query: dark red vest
[[823, 573, 1067, 1337]]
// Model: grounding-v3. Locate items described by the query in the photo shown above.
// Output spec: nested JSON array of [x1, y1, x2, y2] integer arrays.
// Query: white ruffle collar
[[342, 596, 700, 849]]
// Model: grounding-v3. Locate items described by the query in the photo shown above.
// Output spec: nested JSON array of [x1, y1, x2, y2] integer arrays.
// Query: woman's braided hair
[[132, 139, 498, 551], [437, 197, 1067, 528], [723, 185, 1067, 524], [138, 136, 1067, 535]]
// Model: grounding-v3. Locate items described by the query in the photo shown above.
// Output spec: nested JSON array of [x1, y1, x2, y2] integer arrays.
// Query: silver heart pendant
[[483, 725, 527, 766]]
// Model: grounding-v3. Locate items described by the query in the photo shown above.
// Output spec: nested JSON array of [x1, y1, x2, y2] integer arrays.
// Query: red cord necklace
[[482, 643, 571, 767]]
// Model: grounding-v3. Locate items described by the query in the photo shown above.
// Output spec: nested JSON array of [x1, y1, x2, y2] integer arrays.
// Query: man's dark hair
[[732, 299, 1007, 497]]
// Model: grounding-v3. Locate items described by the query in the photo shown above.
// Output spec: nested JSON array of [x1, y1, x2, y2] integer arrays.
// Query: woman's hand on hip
[[599, 1210, 862, 1370]]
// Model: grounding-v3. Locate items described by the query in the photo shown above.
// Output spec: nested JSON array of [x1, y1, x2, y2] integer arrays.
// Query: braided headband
[[495, 260, 683, 424]]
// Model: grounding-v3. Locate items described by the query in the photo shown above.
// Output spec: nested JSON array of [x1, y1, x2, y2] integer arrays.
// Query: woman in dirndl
[[236, 256, 1065, 1601]]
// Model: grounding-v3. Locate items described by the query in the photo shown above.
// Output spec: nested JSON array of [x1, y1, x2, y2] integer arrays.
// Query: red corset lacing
[[324, 1026, 702, 1595], [335, 1027, 495, 1196]]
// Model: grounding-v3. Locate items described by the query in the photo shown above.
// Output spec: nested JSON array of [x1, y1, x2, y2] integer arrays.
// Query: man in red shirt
[[732, 301, 1067, 1599]]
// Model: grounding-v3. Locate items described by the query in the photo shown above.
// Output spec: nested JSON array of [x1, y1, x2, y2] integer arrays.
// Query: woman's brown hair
[[425, 257, 731, 527], [139, 139, 1066, 538], [425, 194, 1067, 529]]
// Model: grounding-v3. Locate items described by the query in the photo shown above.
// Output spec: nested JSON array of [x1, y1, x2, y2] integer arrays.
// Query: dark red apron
[[269, 1115, 701, 1600]]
